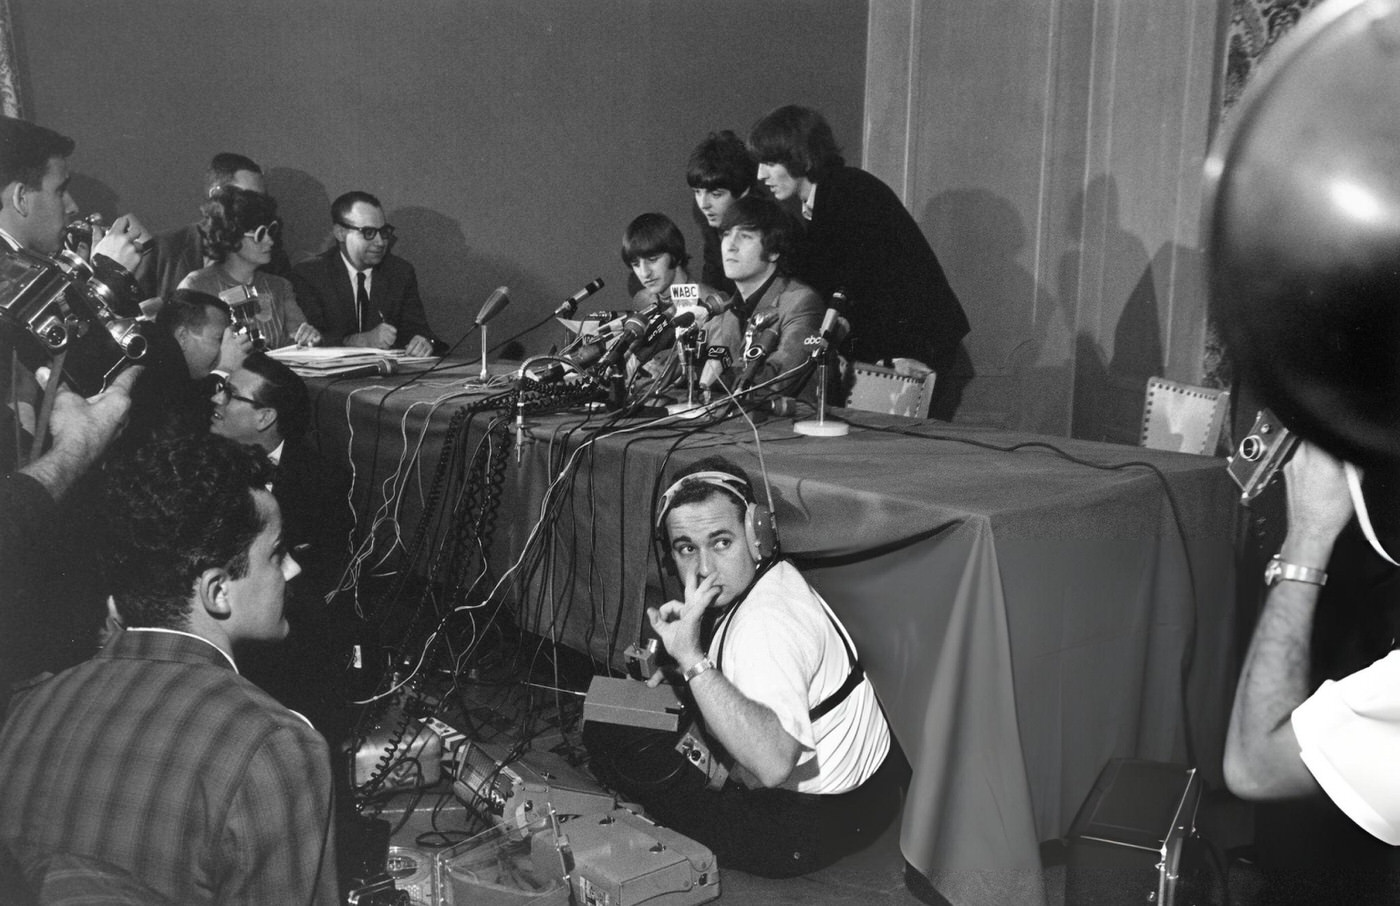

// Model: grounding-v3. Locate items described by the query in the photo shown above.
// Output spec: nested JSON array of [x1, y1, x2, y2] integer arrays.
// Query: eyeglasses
[[336, 220, 396, 242], [213, 375, 264, 408], [242, 220, 282, 244]]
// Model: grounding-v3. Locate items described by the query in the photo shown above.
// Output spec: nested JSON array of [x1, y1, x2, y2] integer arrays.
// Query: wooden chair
[[845, 361, 938, 419], [1139, 376, 1230, 455]]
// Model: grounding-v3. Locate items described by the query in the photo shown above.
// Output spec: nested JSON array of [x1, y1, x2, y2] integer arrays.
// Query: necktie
[[355, 271, 369, 331]]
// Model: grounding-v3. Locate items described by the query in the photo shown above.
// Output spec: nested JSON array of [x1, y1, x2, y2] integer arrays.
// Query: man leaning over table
[[291, 190, 443, 356]]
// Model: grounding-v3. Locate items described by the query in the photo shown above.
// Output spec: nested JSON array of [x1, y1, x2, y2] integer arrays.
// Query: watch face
[[1265, 560, 1281, 585]]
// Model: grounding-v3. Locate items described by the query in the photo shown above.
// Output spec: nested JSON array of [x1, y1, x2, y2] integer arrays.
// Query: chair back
[[846, 362, 937, 419], [1140, 376, 1230, 455]]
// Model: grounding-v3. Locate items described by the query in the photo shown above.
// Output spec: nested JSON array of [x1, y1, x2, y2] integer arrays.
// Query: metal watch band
[[682, 657, 715, 682], [1265, 557, 1328, 587]]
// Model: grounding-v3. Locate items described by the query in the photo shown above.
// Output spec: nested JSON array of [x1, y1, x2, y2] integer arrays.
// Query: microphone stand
[[665, 327, 706, 417], [793, 347, 849, 437], [478, 324, 491, 383], [513, 354, 572, 461]]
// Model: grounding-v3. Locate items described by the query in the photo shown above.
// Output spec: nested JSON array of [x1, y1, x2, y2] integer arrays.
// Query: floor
[[348, 630, 936, 906], [342, 622, 1258, 906]]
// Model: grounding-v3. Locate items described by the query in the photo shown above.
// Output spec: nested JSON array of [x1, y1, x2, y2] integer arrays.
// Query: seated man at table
[[290, 191, 441, 356], [208, 351, 354, 747], [0, 432, 338, 904], [620, 212, 718, 387], [585, 456, 902, 878], [700, 196, 824, 401]]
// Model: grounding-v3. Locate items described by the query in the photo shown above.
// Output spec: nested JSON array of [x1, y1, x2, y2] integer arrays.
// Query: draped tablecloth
[[309, 370, 1238, 906]]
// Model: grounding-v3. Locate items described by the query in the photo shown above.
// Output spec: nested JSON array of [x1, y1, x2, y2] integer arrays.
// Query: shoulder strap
[[712, 560, 865, 723]]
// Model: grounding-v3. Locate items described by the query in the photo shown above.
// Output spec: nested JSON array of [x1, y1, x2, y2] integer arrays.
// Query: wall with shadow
[[923, 187, 1071, 434], [13, 0, 866, 356], [1061, 175, 1161, 443]]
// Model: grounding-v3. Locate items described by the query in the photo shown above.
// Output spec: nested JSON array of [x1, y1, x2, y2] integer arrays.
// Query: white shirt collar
[[341, 251, 372, 291], [127, 627, 239, 672]]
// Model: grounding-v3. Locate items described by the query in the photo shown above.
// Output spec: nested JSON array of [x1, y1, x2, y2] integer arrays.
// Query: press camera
[[0, 243, 149, 396]]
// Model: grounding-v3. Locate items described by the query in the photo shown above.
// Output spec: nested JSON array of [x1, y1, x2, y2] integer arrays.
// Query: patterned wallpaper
[[0, 0, 22, 117]]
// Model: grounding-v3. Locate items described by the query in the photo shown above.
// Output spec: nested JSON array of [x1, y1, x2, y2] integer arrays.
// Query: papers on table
[[267, 346, 438, 377]]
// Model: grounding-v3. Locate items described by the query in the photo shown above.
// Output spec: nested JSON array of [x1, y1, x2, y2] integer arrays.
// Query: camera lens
[[1239, 435, 1264, 461]]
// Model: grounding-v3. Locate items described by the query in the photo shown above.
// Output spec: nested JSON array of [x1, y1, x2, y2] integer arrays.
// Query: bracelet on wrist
[[681, 657, 715, 683]]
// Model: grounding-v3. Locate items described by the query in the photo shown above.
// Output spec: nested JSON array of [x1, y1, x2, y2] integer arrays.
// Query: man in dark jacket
[[290, 191, 441, 356], [748, 105, 970, 418]]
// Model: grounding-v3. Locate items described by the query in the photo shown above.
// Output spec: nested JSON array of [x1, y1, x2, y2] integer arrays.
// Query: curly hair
[[98, 434, 273, 629], [199, 185, 278, 263]]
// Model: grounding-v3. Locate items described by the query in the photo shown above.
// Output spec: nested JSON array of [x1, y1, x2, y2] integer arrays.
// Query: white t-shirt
[[1292, 648, 1400, 845], [708, 559, 891, 795]]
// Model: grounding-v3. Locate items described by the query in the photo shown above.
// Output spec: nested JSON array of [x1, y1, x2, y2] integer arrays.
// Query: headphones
[[655, 470, 777, 565]]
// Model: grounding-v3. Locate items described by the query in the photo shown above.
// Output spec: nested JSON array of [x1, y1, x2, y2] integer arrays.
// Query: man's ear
[[9, 180, 28, 217], [255, 406, 278, 433], [198, 567, 232, 620]]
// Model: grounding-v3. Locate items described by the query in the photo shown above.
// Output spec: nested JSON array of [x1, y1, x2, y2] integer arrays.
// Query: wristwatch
[[1264, 556, 1328, 587], [681, 657, 715, 683]]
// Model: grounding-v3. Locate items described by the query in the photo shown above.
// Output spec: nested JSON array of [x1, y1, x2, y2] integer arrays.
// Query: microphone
[[698, 293, 736, 319], [738, 326, 780, 388], [553, 277, 606, 318], [598, 300, 666, 369], [629, 310, 700, 369], [807, 305, 850, 358], [474, 286, 511, 326]]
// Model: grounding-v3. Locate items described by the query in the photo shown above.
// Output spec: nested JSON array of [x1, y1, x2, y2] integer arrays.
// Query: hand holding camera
[[91, 213, 152, 273]]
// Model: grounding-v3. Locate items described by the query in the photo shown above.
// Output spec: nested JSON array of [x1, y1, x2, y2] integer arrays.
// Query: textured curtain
[[1203, 0, 1324, 393], [0, 0, 22, 117]]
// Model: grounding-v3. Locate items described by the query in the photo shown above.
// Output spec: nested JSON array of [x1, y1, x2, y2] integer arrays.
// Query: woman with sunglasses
[[179, 186, 321, 350]]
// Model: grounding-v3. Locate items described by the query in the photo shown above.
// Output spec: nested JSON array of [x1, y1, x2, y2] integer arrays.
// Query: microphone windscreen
[[475, 286, 511, 325]]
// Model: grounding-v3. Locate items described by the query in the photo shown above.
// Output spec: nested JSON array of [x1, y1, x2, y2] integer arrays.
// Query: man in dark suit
[[749, 105, 970, 418], [208, 351, 353, 746], [290, 191, 441, 356]]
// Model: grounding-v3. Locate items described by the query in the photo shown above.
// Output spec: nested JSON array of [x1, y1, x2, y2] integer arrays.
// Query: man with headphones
[[593, 455, 901, 878]]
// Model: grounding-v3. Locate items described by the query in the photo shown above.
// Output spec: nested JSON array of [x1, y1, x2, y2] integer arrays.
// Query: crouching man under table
[[586, 455, 903, 878]]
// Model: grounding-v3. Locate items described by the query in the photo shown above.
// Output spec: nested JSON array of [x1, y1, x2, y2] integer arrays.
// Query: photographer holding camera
[[0, 116, 151, 470], [1212, 2, 1400, 900], [0, 115, 153, 711]]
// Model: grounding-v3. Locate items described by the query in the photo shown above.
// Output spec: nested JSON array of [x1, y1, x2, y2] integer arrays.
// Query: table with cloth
[[306, 367, 1238, 906]]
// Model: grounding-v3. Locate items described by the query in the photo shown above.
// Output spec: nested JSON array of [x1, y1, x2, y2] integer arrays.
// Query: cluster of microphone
[[519, 278, 852, 405]]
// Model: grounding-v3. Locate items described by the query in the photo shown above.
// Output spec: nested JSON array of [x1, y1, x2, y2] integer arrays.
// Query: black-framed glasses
[[335, 220, 396, 242], [213, 375, 264, 408], [242, 219, 282, 244]]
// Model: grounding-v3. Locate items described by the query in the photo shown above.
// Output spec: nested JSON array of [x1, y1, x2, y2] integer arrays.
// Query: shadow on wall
[[388, 206, 556, 357], [266, 167, 331, 266], [1060, 175, 1161, 444], [68, 174, 123, 227], [923, 188, 1070, 433]]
